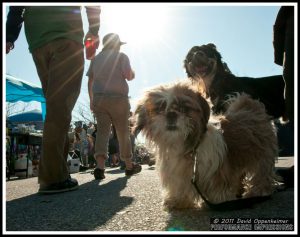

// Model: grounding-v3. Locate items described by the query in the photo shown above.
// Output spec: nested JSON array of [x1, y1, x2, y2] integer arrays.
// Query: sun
[[101, 4, 170, 47]]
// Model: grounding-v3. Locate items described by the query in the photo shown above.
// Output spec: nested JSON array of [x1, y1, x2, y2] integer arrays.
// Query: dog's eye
[[179, 106, 190, 114], [154, 101, 166, 113]]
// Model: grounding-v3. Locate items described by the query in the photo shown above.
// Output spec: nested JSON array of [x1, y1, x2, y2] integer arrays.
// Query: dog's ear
[[184, 64, 193, 78], [198, 94, 210, 125], [132, 104, 147, 137], [223, 62, 232, 74], [184, 46, 202, 78], [184, 94, 210, 154], [207, 43, 217, 50], [206, 43, 224, 69]]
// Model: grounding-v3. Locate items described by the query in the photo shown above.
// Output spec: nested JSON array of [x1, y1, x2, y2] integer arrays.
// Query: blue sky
[[4, 3, 295, 122]]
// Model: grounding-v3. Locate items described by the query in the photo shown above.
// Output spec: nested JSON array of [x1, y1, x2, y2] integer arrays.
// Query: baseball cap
[[102, 33, 126, 48]]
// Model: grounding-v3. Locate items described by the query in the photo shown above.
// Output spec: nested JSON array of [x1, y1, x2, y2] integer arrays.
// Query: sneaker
[[79, 165, 89, 172], [120, 163, 126, 170], [148, 159, 156, 167], [125, 163, 142, 176], [38, 177, 78, 194], [92, 168, 105, 180]]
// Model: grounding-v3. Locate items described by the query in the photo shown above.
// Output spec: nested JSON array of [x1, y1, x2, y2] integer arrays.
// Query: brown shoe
[[125, 163, 142, 176], [38, 177, 78, 194], [92, 168, 105, 180]]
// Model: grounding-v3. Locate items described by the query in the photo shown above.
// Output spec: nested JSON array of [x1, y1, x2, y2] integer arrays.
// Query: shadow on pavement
[[6, 177, 132, 231]]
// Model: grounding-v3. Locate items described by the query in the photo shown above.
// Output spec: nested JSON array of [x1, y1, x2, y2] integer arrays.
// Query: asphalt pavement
[[4, 158, 296, 234]]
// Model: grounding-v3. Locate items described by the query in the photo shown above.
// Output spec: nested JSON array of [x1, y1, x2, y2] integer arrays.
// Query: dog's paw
[[163, 199, 196, 210], [244, 189, 273, 199]]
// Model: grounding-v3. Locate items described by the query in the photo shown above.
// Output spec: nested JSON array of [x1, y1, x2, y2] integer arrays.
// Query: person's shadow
[[6, 176, 132, 231]]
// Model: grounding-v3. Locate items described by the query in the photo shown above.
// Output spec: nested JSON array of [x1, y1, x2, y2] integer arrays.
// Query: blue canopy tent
[[8, 109, 43, 122], [6, 74, 46, 121], [7, 109, 44, 130]]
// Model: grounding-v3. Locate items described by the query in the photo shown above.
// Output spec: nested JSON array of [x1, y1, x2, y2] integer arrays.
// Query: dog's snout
[[166, 111, 177, 122], [166, 112, 178, 130]]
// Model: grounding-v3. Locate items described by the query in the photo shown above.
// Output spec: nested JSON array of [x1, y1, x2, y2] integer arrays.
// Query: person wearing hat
[[87, 33, 142, 179]]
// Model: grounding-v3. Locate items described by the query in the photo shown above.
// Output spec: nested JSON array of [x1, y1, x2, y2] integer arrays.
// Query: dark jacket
[[273, 6, 294, 66], [6, 6, 25, 46]]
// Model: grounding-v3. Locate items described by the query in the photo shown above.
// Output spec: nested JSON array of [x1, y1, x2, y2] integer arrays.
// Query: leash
[[191, 152, 272, 211], [191, 152, 215, 208]]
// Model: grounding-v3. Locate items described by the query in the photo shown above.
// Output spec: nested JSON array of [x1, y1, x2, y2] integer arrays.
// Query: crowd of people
[[69, 121, 123, 169], [70, 121, 97, 169], [68, 118, 150, 170]]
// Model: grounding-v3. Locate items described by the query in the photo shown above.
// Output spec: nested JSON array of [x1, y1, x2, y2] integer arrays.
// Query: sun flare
[[101, 4, 170, 47]]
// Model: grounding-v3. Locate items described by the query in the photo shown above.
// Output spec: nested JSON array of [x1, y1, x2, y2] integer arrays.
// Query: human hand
[[84, 31, 100, 49], [6, 42, 14, 54]]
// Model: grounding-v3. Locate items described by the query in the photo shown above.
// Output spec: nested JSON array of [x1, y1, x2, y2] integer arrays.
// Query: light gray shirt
[[86, 49, 132, 97]]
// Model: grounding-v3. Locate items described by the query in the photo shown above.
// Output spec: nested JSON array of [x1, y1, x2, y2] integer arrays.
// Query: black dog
[[184, 43, 286, 120]]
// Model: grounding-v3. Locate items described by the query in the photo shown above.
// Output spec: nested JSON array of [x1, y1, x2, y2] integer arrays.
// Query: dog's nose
[[166, 111, 177, 121], [166, 112, 177, 130]]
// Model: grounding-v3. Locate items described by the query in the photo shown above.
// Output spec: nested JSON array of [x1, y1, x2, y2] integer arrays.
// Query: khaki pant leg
[[32, 39, 84, 185], [110, 98, 132, 162], [92, 97, 132, 162], [93, 98, 112, 160]]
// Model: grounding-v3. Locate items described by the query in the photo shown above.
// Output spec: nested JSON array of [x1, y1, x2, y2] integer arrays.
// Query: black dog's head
[[184, 43, 230, 81]]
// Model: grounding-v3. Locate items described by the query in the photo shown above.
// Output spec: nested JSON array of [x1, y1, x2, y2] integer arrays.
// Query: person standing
[[87, 122, 95, 135], [6, 6, 101, 193], [273, 6, 294, 187], [87, 33, 142, 180], [80, 124, 89, 167], [273, 6, 294, 124]]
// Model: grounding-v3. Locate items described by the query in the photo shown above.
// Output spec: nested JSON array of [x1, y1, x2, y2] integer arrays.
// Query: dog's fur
[[184, 43, 286, 120], [133, 81, 278, 209]]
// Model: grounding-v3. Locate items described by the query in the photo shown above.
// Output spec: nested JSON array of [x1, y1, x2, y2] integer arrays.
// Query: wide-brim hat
[[102, 33, 126, 48]]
